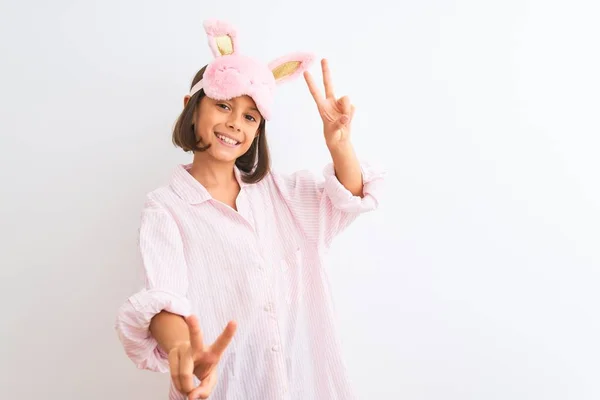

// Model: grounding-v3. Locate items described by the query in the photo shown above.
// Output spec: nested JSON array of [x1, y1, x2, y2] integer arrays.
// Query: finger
[[168, 349, 183, 393], [350, 104, 356, 121], [322, 58, 334, 99], [209, 321, 237, 357], [185, 315, 204, 352], [303, 71, 323, 105], [187, 370, 217, 400], [337, 96, 352, 115], [179, 348, 196, 394]]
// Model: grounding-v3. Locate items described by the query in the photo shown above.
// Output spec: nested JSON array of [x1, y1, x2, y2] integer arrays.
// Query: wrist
[[327, 139, 353, 155], [168, 340, 191, 353]]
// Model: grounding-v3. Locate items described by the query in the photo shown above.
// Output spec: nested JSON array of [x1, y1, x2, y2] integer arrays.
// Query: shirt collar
[[170, 163, 248, 204]]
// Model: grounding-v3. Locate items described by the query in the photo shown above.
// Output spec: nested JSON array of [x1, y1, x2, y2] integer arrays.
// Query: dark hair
[[172, 66, 270, 184]]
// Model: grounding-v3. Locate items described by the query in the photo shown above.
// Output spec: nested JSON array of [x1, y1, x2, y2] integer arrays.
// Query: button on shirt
[[115, 161, 385, 400]]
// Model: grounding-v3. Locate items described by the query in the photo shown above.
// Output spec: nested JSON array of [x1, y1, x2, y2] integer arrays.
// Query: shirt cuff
[[322, 161, 386, 213], [115, 289, 192, 373]]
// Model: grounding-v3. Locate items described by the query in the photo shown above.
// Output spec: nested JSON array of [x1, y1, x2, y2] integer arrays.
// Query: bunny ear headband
[[189, 19, 315, 121]]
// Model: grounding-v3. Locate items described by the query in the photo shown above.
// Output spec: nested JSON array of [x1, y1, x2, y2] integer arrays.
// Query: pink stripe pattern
[[115, 161, 385, 399]]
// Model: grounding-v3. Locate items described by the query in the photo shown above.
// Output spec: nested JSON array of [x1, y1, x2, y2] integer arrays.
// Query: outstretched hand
[[169, 315, 237, 400], [304, 58, 355, 148]]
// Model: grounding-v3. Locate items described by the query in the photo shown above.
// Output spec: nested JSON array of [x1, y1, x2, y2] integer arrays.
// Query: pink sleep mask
[[189, 20, 315, 121]]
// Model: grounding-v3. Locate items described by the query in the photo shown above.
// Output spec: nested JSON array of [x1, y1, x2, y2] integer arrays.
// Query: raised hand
[[169, 315, 237, 400], [304, 58, 355, 148]]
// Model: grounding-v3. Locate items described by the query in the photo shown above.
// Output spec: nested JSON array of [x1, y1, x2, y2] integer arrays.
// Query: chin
[[208, 147, 248, 164]]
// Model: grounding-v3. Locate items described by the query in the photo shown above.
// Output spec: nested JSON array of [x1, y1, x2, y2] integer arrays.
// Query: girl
[[115, 19, 384, 400]]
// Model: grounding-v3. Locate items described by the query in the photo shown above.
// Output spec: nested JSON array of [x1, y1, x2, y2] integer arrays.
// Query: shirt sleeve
[[114, 198, 192, 373], [272, 160, 386, 249]]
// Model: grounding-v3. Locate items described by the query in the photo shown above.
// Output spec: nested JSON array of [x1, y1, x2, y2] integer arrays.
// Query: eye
[[245, 114, 257, 122], [216, 103, 230, 111]]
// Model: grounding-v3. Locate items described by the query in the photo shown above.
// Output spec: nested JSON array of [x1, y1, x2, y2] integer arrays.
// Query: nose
[[226, 114, 242, 132]]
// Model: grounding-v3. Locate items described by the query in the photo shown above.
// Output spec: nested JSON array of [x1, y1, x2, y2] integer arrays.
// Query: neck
[[189, 154, 237, 189]]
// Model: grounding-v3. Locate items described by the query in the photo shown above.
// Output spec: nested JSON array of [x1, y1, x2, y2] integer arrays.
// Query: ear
[[203, 20, 239, 57], [268, 52, 315, 85]]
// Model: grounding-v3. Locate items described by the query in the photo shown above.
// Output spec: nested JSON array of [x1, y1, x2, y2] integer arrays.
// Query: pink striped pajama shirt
[[115, 161, 385, 400]]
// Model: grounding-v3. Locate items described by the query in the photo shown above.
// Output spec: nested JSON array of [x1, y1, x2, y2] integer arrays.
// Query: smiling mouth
[[214, 132, 241, 146]]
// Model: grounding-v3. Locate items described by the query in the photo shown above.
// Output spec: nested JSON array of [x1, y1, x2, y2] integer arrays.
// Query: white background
[[1, 0, 599, 399]]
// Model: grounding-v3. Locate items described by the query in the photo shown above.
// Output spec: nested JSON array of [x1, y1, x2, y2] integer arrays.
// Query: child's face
[[193, 95, 263, 164]]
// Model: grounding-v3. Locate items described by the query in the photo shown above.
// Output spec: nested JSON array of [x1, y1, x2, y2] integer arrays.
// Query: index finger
[[185, 315, 204, 352], [303, 71, 323, 105], [209, 321, 237, 357]]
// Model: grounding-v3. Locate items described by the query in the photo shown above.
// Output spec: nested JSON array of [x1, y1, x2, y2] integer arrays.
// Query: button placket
[[255, 243, 286, 383]]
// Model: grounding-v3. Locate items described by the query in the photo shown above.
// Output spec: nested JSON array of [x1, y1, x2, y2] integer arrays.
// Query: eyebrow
[[224, 98, 259, 114]]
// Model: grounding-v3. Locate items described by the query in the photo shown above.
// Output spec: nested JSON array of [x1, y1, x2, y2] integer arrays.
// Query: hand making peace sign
[[304, 58, 355, 148], [169, 315, 237, 399]]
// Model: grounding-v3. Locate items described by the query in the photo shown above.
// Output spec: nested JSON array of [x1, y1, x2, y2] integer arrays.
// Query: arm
[[272, 59, 383, 249], [150, 311, 191, 354], [273, 161, 383, 249], [114, 197, 192, 372], [305, 59, 364, 198], [329, 141, 363, 197]]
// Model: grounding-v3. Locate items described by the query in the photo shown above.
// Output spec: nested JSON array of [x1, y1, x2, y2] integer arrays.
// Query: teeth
[[216, 133, 239, 145]]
